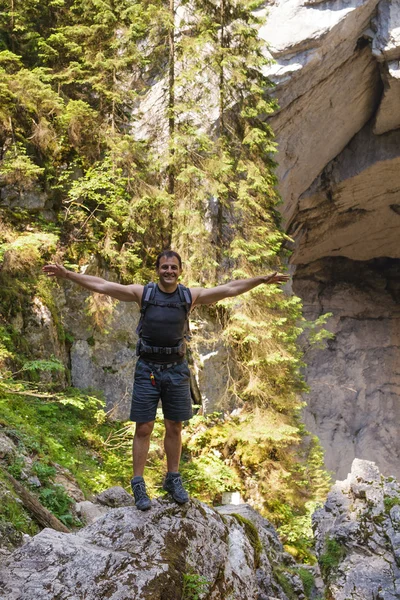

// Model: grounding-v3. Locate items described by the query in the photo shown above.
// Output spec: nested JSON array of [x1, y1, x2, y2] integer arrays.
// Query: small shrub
[[38, 484, 79, 527], [181, 572, 210, 600], [7, 456, 26, 479], [31, 461, 56, 485], [384, 496, 400, 513]]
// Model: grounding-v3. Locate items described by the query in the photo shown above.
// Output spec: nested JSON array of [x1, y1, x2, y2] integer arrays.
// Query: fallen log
[[2, 470, 70, 533]]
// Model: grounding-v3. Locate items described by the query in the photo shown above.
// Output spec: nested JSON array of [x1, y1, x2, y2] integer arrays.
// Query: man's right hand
[[42, 264, 69, 279]]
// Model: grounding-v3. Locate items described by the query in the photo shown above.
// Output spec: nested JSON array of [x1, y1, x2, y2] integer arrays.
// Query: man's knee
[[134, 421, 155, 439], [164, 419, 182, 436]]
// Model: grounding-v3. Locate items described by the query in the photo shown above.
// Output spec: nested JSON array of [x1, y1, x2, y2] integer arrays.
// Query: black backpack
[[135, 282, 192, 356]]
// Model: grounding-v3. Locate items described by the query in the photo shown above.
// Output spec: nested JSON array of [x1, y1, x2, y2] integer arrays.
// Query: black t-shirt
[[140, 285, 189, 363]]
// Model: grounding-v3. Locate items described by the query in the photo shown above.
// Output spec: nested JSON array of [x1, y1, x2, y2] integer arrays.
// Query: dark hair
[[155, 250, 182, 269]]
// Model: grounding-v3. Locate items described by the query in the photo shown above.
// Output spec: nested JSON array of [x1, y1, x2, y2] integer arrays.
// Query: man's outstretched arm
[[42, 264, 143, 304], [191, 272, 290, 307]]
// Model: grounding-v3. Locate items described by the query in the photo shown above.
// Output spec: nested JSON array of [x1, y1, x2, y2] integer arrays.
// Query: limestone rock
[[374, 60, 400, 134], [54, 465, 85, 503], [290, 122, 400, 264], [0, 498, 306, 600], [96, 486, 135, 507], [272, 46, 381, 227], [294, 257, 400, 480], [313, 459, 400, 599], [55, 272, 140, 420], [24, 296, 69, 386], [0, 432, 17, 461], [372, 0, 400, 62], [75, 501, 109, 525], [0, 184, 48, 211]]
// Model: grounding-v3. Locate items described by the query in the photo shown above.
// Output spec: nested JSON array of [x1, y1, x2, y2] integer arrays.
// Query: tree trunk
[[166, 0, 175, 249]]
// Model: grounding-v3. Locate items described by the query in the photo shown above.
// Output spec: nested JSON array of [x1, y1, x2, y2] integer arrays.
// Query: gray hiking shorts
[[130, 359, 193, 423]]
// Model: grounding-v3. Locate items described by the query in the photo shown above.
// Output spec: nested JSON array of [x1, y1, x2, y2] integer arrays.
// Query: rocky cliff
[[264, 0, 400, 479], [313, 458, 400, 599]]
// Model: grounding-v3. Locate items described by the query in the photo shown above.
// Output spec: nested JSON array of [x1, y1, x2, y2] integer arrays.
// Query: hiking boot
[[163, 472, 189, 504], [131, 477, 151, 511]]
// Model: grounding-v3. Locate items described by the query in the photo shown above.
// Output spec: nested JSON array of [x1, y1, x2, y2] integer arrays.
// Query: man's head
[[155, 250, 182, 270], [155, 250, 183, 291]]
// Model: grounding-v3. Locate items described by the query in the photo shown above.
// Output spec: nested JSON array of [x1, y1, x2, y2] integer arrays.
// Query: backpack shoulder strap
[[136, 282, 157, 335], [177, 284, 192, 340], [142, 282, 157, 306], [177, 284, 192, 312]]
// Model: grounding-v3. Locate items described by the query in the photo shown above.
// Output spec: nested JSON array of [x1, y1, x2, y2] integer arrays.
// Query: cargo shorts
[[130, 358, 193, 423]]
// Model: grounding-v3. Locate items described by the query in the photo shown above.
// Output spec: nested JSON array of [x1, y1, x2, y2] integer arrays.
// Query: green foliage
[[7, 456, 25, 479], [0, 144, 44, 187], [181, 571, 210, 600], [31, 461, 56, 485], [319, 537, 346, 580], [39, 484, 79, 526], [384, 496, 400, 513], [295, 567, 315, 598], [272, 566, 298, 600], [181, 454, 241, 503], [0, 489, 38, 535], [18, 357, 65, 375]]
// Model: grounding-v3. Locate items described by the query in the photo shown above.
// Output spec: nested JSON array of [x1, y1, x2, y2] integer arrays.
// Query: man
[[43, 251, 289, 510]]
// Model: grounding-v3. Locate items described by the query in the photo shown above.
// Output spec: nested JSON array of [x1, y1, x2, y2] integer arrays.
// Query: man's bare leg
[[163, 419, 189, 503], [132, 421, 155, 476], [164, 419, 182, 472], [131, 421, 154, 510]]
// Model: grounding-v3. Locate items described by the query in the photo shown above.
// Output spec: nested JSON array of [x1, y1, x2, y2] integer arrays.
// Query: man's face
[[156, 256, 182, 287]]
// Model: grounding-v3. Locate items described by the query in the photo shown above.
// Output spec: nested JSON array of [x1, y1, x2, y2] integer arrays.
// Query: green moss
[[319, 537, 346, 580], [272, 566, 298, 600], [295, 567, 315, 598], [231, 513, 263, 568]]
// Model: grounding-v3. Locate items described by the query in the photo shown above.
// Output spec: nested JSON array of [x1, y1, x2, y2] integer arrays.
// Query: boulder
[[75, 501, 109, 525], [96, 486, 135, 507], [0, 432, 17, 461], [0, 497, 306, 600]]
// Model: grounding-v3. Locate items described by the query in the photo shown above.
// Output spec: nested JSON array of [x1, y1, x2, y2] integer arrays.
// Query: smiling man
[[43, 250, 289, 510]]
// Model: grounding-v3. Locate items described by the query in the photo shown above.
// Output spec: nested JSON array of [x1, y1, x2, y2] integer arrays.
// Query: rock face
[[294, 257, 400, 480], [0, 497, 307, 600], [263, 0, 400, 479], [313, 458, 400, 599]]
